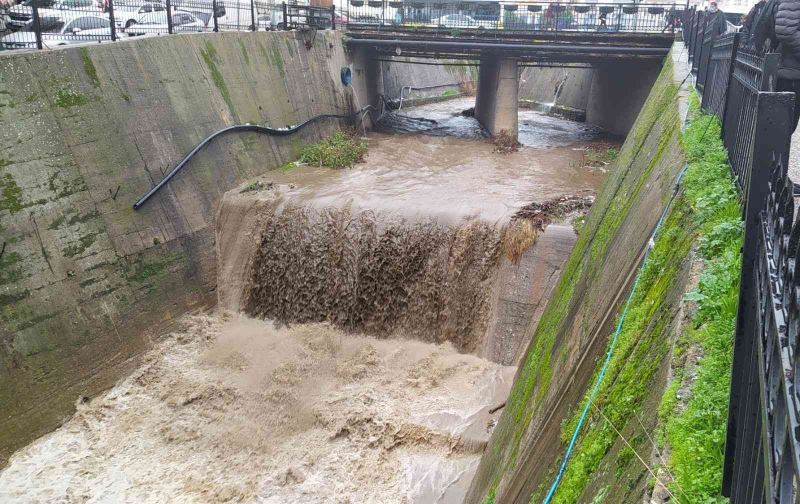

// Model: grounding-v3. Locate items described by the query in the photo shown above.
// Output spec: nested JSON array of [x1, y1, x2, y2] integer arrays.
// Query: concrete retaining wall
[[466, 49, 689, 503], [0, 30, 356, 464]]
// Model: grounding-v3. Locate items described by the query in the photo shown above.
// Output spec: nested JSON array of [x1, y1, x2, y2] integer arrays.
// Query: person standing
[[753, 0, 800, 131], [741, 0, 767, 46], [706, 1, 729, 37]]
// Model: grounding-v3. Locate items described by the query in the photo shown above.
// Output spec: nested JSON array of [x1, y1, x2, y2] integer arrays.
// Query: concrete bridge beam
[[475, 56, 519, 139], [348, 46, 384, 129]]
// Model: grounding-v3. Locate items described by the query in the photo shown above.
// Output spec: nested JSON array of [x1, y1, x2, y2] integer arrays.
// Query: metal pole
[[212, 0, 219, 32], [108, 0, 117, 41], [282, 1, 288, 29], [331, 4, 335, 30], [165, 0, 173, 34], [32, 0, 42, 50], [250, 0, 256, 30]]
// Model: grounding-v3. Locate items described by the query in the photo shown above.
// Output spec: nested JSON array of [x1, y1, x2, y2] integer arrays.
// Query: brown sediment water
[[0, 97, 610, 503], [0, 315, 516, 503], [235, 98, 607, 361]]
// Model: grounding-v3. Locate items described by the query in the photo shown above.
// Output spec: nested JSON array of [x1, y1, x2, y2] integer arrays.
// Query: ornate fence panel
[[720, 48, 779, 197], [724, 154, 800, 503], [696, 19, 717, 95], [700, 32, 739, 121], [690, 10, 706, 73]]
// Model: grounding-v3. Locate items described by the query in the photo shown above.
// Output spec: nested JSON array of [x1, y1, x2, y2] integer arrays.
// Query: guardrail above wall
[[685, 7, 800, 501], [343, 1, 682, 33], [0, 0, 334, 51]]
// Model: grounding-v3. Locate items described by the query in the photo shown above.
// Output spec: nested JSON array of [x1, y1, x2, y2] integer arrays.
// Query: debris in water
[[492, 130, 521, 153], [513, 194, 595, 230]]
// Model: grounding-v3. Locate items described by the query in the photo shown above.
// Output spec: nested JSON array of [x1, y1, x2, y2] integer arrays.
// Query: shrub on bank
[[300, 129, 367, 169], [660, 97, 741, 503]]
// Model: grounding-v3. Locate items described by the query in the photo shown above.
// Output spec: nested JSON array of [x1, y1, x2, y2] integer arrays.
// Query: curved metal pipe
[[133, 107, 374, 210]]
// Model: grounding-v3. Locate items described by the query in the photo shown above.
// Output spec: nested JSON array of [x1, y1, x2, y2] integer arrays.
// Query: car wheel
[[125, 19, 136, 28], [277, 22, 285, 29]]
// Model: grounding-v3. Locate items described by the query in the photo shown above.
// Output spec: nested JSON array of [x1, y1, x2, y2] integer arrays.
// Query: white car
[[0, 13, 110, 49], [431, 14, 477, 28], [124, 9, 204, 35], [7, 0, 101, 30], [112, 0, 165, 30]]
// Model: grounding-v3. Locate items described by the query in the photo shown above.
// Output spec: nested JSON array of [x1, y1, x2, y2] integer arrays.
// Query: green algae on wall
[[468, 54, 686, 504], [199, 40, 236, 119]]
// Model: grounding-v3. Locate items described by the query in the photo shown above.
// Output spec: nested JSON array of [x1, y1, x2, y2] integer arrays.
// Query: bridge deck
[[345, 27, 675, 63]]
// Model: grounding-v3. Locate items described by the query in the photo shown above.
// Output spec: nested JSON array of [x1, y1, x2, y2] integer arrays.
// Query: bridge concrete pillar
[[585, 61, 661, 136], [475, 56, 519, 139], [348, 46, 384, 129]]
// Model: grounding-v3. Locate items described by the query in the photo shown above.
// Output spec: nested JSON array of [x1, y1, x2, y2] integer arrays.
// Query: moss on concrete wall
[[466, 51, 689, 504], [0, 30, 353, 465]]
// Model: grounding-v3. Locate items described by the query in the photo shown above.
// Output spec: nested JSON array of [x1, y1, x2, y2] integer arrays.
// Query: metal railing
[[342, 1, 682, 33], [685, 9, 800, 502], [0, 0, 333, 51]]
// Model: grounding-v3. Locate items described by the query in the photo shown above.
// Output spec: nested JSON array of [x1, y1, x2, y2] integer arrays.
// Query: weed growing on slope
[[545, 96, 740, 503], [300, 130, 367, 169], [659, 96, 741, 503]]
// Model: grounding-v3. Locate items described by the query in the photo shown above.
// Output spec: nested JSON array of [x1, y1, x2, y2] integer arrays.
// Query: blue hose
[[542, 162, 689, 504]]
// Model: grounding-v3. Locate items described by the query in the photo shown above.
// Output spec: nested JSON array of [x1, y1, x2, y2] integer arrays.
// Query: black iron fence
[[685, 9, 800, 503], [0, 0, 334, 50], [342, 1, 682, 33]]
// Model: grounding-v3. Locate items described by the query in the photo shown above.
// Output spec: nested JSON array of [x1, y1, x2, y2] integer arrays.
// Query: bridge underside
[[347, 29, 671, 137], [345, 28, 673, 63]]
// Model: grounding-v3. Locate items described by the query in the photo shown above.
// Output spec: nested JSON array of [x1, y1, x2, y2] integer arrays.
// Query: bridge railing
[[0, 0, 334, 51], [684, 11, 800, 502], [343, 2, 682, 34]]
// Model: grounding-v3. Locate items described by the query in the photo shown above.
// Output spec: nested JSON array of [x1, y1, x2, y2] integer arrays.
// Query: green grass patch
[[300, 130, 367, 169], [657, 95, 741, 503], [442, 89, 459, 97], [54, 88, 90, 108]]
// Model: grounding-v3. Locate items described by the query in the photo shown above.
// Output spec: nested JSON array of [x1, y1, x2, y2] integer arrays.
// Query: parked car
[[124, 9, 204, 35], [7, 0, 101, 30], [431, 13, 477, 28], [113, 0, 165, 30], [0, 13, 110, 49]]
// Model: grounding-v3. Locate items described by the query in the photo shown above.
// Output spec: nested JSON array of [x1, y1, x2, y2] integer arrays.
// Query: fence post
[[282, 2, 288, 29], [718, 33, 740, 128], [331, 4, 336, 30], [724, 90, 795, 497], [31, 0, 42, 50], [250, 0, 256, 30], [108, 0, 117, 41], [762, 52, 780, 92], [165, 0, 173, 34], [212, 0, 220, 32]]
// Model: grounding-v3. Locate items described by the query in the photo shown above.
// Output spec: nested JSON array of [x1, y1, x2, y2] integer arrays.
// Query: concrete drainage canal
[[0, 97, 614, 503]]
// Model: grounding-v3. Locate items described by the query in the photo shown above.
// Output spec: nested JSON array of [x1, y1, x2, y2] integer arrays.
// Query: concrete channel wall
[[0, 30, 368, 464], [466, 49, 690, 503]]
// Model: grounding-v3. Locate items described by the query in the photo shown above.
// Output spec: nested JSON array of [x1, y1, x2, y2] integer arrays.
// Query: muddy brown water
[[0, 98, 611, 503], [266, 98, 605, 225], [240, 97, 609, 361]]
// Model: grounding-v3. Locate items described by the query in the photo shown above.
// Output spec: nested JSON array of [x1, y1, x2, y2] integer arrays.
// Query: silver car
[[0, 13, 111, 49]]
